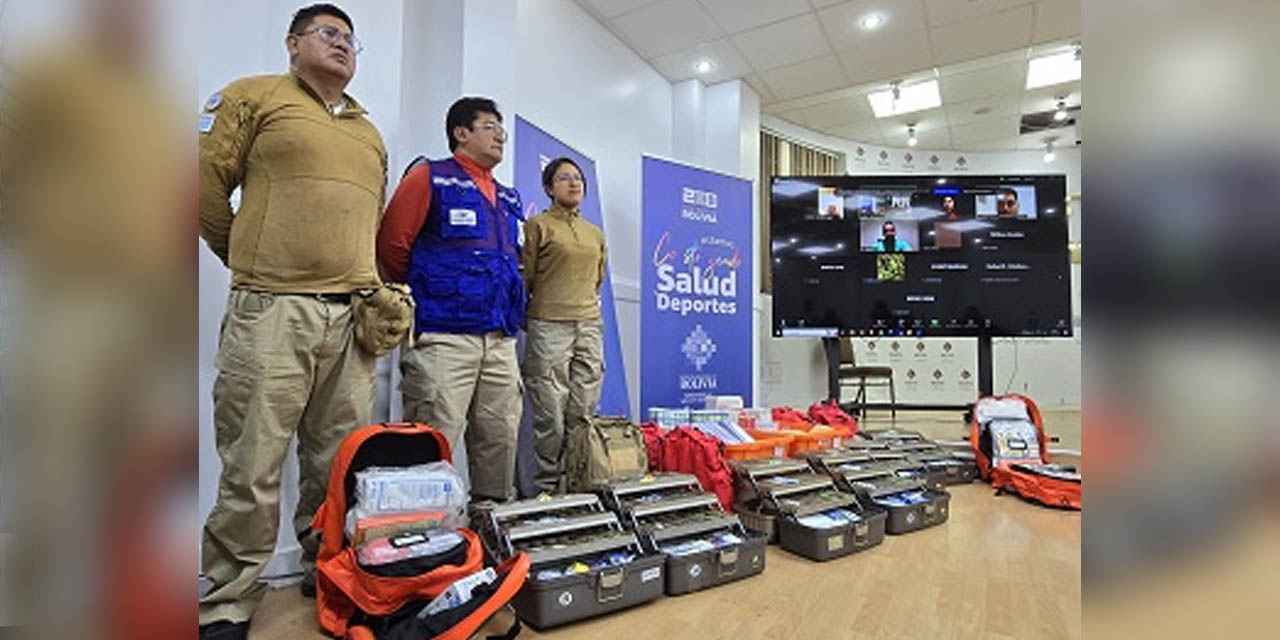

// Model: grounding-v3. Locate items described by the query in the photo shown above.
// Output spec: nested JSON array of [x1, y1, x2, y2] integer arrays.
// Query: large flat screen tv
[[771, 174, 1071, 338]]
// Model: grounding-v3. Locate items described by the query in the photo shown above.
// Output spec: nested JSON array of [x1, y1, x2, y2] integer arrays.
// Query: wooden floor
[[249, 411, 1081, 640]]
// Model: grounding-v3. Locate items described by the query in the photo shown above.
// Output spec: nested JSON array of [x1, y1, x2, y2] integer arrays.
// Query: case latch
[[596, 567, 626, 603], [717, 547, 739, 577]]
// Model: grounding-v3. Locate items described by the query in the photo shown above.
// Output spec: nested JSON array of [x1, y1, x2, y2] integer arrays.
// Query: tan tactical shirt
[[198, 71, 386, 293], [520, 203, 607, 321]]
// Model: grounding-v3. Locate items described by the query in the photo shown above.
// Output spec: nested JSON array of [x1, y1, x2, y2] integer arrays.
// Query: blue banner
[[641, 156, 753, 411], [513, 117, 629, 416]]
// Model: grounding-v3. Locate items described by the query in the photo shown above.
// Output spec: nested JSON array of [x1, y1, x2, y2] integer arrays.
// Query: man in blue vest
[[377, 97, 525, 502]]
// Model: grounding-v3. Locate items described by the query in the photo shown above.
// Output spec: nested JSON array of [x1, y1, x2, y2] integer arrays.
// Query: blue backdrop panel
[[640, 156, 753, 412]]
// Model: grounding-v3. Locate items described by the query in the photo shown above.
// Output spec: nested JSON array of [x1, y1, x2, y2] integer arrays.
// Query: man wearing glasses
[[198, 4, 383, 639], [377, 97, 526, 505]]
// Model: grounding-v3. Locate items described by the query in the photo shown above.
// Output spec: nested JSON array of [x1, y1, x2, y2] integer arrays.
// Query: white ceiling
[[574, 0, 1081, 151]]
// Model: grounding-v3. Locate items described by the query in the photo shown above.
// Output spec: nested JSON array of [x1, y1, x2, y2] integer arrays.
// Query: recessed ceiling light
[[907, 125, 918, 147], [860, 13, 885, 30], [1053, 99, 1069, 121], [1043, 140, 1057, 163], [1026, 50, 1081, 89], [694, 59, 714, 74], [868, 80, 942, 118]]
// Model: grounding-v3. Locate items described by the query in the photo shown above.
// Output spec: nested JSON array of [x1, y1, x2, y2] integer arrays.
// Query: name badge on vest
[[449, 208, 477, 226]]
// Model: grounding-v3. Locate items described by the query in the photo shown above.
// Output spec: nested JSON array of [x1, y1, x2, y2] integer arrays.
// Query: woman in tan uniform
[[520, 157, 608, 494]]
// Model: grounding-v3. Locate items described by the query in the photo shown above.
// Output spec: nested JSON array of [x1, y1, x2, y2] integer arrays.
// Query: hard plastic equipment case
[[907, 449, 979, 485], [474, 493, 664, 629], [727, 457, 812, 542], [755, 472, 886, 561], [832, 463, 951, 534], [598, 473, 767, 595]]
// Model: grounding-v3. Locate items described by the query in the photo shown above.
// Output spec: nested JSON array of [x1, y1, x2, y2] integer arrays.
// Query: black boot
[[198, 620, 249, 640], [300, 572, 316, 599]]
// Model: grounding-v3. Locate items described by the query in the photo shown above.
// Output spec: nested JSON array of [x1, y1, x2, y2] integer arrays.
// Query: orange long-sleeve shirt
[[376, 152, 497, 283]]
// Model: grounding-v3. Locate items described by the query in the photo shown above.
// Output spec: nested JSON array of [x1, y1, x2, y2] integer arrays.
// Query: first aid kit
[[598, 473, 767, 595], [473, 493, 665, 629]]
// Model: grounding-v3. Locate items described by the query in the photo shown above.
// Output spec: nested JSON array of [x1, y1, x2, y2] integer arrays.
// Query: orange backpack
[[310, 422, 530, 639], [969, 395, 1081, 510]]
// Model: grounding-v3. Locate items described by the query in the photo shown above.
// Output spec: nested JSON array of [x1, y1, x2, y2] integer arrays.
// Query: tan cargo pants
[[523, 318, 605, 494], [400, 331, 521, 501], [199, 290, 375, 625]]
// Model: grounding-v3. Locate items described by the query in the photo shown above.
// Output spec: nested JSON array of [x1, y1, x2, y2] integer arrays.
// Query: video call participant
[[872, 220, 912, 252], [377, 97, 526, 504], [942, 195, 958, 220], [198, 4, 383, 638], [521, 157, 609, 495], [998, 188, 1021, 217]]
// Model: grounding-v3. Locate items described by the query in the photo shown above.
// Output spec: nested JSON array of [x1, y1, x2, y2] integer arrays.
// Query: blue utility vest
[[405, 157, 526, 336]]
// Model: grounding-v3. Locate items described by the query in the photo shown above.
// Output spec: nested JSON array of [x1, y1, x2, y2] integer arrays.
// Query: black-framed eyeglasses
[[295, 24, 363, 55]]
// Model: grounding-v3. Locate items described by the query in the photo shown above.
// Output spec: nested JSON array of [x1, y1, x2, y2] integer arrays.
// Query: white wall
[[513, 0, 674, 419], [757, 114, 1083, 409]]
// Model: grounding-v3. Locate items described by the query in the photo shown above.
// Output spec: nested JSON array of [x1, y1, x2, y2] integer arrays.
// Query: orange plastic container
[[723, 430, 795, 460], [786, 429, 837, 455], [746, 427, 836, 456]]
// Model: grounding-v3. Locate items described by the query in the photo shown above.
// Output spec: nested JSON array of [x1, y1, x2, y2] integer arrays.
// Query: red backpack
[[770, 406, 813, 431], [310, 422, 530, 639], [639, 422, 665, 471], [659, 426, 735, 509], [807, 401, 858, 437], [969, 395, 1081, 510]]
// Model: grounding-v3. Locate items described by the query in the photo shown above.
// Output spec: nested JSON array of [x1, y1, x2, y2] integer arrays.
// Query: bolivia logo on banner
[[641, 156, 752, 410], [513, 116, 630, 416]]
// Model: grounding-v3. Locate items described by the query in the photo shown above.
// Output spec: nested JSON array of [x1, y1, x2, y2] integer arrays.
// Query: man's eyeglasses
[[475, 122, 506, 138], [296, 25, 363, 55]]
